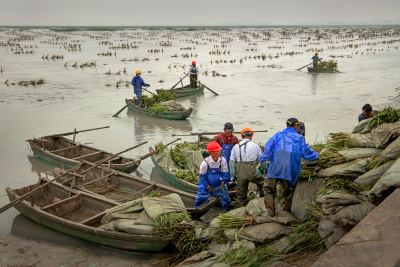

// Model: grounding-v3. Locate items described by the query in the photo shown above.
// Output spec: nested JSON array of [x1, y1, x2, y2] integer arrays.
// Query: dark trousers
[[263, 178, 294, 214], [236, 161, 264, 206], [190, 74, 198, 88]]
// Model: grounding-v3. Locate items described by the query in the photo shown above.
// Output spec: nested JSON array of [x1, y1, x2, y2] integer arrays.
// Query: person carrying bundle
[[131, 70, 150, 105], [311, 52, 322, 68], [258, 118, 319, 216], [194, 141, 231, 211], [230, 128, 264, 206], [188, 60, 199, 88]]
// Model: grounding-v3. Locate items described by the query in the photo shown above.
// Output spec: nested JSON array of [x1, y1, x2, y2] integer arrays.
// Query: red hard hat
[[207, 141, 221, 152], [192, 60, 196, 65]]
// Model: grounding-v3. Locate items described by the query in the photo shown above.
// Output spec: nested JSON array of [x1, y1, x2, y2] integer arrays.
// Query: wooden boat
[[156, 84, 204, 98], [307, 67, 337, 73], [28, 136, 139, 173], [53, 162, 216, 218], [125, 99, 192, 120], [6, 180, 166, 252]]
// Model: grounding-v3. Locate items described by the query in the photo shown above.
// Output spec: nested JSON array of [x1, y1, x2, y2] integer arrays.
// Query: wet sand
[[0, 26, 400, 265]]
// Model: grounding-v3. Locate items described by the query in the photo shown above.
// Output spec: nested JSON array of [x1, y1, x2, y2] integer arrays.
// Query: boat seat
[[72, 151, 103, 161], [41, 194, 80, 211], [80, 211, 106, 226], [50, 145, 80, 153]]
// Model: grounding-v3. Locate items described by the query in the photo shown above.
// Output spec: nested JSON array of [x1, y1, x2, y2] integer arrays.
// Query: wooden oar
[[170, 74, 189, 89], [297, 63, 312, 71], [172, 130, 268, 137], [143, 87, 156, 96], [188, 76, 219, 96], [45, 126, 110, 138], [0, 141, 147, 214], [138, 138, 181, 160], [112, 103, 130, 117], [333, 69, 341, 73]]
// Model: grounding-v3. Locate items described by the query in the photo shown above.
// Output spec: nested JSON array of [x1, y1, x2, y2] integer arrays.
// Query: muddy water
[[0, 26, 399, 247]]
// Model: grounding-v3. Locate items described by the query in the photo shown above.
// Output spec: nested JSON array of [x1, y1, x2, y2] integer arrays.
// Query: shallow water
[[0, 26, 399, 245]]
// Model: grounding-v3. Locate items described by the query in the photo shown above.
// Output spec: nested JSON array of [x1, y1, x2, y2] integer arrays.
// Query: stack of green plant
[[218, 204, 326, 267], [316, 60, 337, 70], [154, 211, 207, 259], [317, 149, 347, 169], [146, 188, 162, 198], [368, 106, 400, 129], [140, 90, 176, 108], [318, 177, 366, 195], [327, 132, 353, 149], [170, 146, 187, 169], [367, 155, 387, 170], [148, 103, 168, 114], [176, 142, 200, 151], [300, 165, 318, 182], [218, 213, 256, 230], [172, 169, 198, 184], [154, 142, 165, 155]]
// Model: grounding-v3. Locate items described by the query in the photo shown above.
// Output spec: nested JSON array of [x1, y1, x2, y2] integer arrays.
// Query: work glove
[[256, 162, 267, 176]]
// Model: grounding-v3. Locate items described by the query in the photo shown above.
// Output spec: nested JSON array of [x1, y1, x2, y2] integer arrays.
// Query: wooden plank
[[72, 151, 103, 161], [80, 211, 106, 225], [50, 145, 80, 153], [41, 194, 80, 211]]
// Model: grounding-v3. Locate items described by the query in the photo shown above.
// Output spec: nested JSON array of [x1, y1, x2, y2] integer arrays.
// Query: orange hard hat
[[241, 127, 253, 136], [207, 141, 221, 152], [192, 60, 196, 65]]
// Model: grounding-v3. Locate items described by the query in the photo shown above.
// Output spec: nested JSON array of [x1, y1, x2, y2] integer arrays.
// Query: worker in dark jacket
[[358, 104, 378, 122], [311, 52, 322, 68], [131, 70, 150, 105], [258, 118, 319, 215]]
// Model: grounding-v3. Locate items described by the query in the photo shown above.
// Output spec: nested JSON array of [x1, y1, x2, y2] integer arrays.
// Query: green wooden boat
[[125, 99, 192, 120], [307, 67, 337, 73], [156, 84, 204, 98], [54, 162, 216, 218], [6, 180, 167, 252], [150, 147, 198, 194], [28, 136, 139, 173]]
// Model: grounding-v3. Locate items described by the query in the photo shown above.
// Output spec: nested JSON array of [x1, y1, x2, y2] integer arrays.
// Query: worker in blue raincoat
[[194, 141, 231, 211], [258, 118, 319, 215], [131, 70, 150, 105]]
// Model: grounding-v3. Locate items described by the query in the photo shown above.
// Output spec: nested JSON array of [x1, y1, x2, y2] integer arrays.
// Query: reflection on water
[[28, 155, 55, 179], [128, 109, 193, 138], [310, 73, 318, 95]]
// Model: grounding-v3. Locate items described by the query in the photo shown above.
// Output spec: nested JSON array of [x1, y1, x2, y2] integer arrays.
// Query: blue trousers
[[134, 93, 141, 105], [194, 186, 231, 211]]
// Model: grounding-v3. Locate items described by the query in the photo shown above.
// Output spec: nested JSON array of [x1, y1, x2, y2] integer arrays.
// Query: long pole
[[172, 130, 268, 137], [188, 76, 219, 96], [0, 141, 147, 214], [138, 138, 181, 160], [297, 63, 312, 71], [170, 74, 189, 89]]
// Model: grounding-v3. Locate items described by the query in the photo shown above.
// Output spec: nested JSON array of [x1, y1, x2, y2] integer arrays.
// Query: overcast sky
[[1, 0, 399, 26]]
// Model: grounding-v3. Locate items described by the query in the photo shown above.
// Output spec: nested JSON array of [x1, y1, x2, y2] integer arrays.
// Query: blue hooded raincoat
[[259, 127, 319, 186]]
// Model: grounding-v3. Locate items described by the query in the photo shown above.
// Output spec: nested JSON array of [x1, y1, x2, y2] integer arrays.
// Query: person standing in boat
[[194, 141, 231, 211], [311, 52, 322, 68], [258, 118, 319, 216], [230, 128, 264, 206], [214, 122, 239, 170], [131, 70, 150, 105], [188, 60, 199, 88]]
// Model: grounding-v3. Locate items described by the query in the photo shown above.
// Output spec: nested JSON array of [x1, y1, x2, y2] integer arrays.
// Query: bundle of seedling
[[172, 169, 198, 184], [140, 90, 176, 110], [316, 60, 337, 70], [367, 106, 400, 129], [218, 213, 256, 230], [154, 211, 207, 259]]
